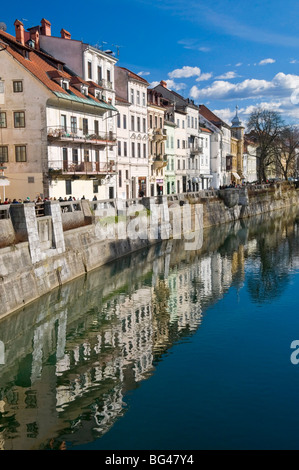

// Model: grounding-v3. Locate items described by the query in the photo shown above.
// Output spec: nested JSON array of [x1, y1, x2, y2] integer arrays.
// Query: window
[[15, 145, 26, 162], [131, 116, 135, 131], [142, 92, 146, 106], [130, 89, 134, 104], [28, 177, 34, 183], [66, 180, 72, 195], [122, 115, 126, 129], [84, 149, 89, 162], [95, 150, 99, 163], [155, 116, 158, 128], [107, 69, 111, 83], [63, 148, 68, 170], [72, 149, 78, 164], [97, 66, 102, 83], [117, 114, 121, 128], [137, 90, 140, 105], [137, 117, 140, 132], [126, 170, 129, 179], [88, 61, 92, 79], [143, 143, 146, 158], [149, 115, 153, 128], [182, 120, 185, 129], [83, 118, 88, 135], [119, 170, 122, 187], [177, 119, 180, 127], [177, 160, 180, 170], [61, 114, 67, 131], [177, 139, 180, 149], [13, 80, 23, 92], [0, 81, 4, 93], [93, 180, 99, 194], [0, 112, 6, 128], [137, 143, 141, 158], [0, 146, 8, 162], [160, 118, 162, 128], [143, 118, 146, 133], [131, 142, 135, 158], [71, 116, 77, 133], [94, 120, 99, 135], [14, 111, 25, 128], [118, 141, 121, 156]]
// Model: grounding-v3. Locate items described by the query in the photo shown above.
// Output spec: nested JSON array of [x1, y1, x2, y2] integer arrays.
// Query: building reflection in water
[[0, 208, 299, 449]]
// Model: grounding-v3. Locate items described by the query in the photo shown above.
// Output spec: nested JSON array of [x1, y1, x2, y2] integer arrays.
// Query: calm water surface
[[1, 208, 299, 450]]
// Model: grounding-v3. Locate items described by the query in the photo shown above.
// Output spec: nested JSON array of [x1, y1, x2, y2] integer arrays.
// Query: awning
[[53, 91, 118, 112], [232, 172, 240, 179]]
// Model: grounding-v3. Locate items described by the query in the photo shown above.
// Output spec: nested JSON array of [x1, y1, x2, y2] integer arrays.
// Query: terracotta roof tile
[[0, 29, 104, 103]]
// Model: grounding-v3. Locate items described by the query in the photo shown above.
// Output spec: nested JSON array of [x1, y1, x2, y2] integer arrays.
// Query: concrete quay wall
[[0, 185, 298, 319]]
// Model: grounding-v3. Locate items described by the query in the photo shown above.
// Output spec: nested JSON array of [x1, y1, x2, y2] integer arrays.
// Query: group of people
[[0, 195, 94, 205]]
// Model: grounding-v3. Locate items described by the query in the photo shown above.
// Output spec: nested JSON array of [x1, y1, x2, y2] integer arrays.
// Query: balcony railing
[[48, 160, 116, 176], [98, 79, 113, 90], [47, 126, 117, 145], [189, 144, 203, 155], [153, 128, 167, 141]]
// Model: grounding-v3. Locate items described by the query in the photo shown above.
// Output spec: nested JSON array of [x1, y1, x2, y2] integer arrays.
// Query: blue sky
[[3, 0, 299, 127]]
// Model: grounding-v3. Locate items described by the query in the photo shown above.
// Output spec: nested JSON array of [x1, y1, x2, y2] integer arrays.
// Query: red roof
[[117, 66, 149, 85], [0, 29, 104, 103], [198, 104, 229, 128]]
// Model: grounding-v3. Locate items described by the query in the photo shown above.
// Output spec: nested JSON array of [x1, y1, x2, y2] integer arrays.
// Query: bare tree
[[273, 126, 299, 180], [247, 108, 285, 183]]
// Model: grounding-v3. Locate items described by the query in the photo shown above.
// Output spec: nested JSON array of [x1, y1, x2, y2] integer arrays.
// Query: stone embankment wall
[[0, 184, 298, 319]]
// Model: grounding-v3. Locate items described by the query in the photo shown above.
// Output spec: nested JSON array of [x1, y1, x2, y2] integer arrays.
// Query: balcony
[[152, 154, 168, 169], [189, 144, 203, 156], [153, 128, 167, 141], [47, 127, 117, 145], [98, 79, 113, 90], [48, 160, 116, 178]]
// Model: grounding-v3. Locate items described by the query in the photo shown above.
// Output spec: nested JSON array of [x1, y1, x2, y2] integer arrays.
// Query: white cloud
[[168, 66, 201, 79], [151, 79, 186, 92], [290, 59, 299, 64], [177, 39, 210, 52], [189, 73, 299, 101], [235, 63, 243, 67], [166, 79, 187, 91], [211, 108, 235, 123], [196, 72, 213, 82], [259, 58, 276, 65], [138, 71, 150, 76], [216, 71, 240, 79]]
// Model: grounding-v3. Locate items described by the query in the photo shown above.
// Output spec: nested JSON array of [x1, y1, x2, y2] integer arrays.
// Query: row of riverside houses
[[0, 18, 258, 202]]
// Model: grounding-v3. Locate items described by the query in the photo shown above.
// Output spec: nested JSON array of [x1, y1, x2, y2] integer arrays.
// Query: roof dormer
[[70, 76, 89, 96]]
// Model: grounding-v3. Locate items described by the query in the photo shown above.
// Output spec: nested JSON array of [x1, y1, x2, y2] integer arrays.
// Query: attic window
[[81, 85, 88, 96], [62, 80, 69, 90], [58, 64, 63, 71]]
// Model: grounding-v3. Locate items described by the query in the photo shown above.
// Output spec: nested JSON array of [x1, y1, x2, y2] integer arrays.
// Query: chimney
[[40, 18, 51, 36], [60, 29, 71, 40], [30, 30, 40, 50], [14, 19, 25, 45], [160, 80, 167, 88]]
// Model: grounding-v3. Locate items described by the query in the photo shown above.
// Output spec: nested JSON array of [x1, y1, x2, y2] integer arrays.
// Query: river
[[1, 207, 299, 450]]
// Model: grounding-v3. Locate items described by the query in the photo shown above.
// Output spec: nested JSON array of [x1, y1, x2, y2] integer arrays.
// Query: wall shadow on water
[[0, 206, 299, 449]]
